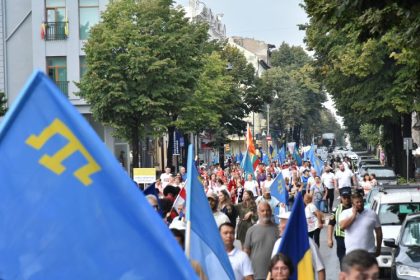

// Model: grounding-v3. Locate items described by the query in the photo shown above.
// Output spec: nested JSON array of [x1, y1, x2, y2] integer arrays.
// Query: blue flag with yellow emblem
[[0, 71, 198, 279], [278, 193, 314, 280], [270, 172, 288, 204]]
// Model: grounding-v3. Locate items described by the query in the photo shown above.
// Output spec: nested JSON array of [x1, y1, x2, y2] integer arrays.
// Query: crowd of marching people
[[143, 150, 382, 280]]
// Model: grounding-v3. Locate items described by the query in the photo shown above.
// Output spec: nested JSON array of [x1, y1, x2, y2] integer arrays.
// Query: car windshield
[[379, 203, 420, 225], [368, 169, 395, 177], [401, 220, 420, 246]]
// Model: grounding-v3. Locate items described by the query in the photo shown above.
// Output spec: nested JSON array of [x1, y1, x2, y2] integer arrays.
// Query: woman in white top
[[304, 193, 323, 248], [244, 173, 260, 197], [359, 173, 373, 196]]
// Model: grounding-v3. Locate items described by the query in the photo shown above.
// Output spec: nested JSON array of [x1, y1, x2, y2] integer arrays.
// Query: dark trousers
[[326, 188, 334, 212], [335, 235, 346, 269], [309, 228, 321, 247]]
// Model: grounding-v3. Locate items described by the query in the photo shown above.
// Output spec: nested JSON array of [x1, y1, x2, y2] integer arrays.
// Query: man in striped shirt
[[327, 188, 352, 268]]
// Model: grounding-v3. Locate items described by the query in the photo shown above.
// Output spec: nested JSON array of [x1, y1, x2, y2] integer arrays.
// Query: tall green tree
[[260, 43, 327, 146], [302, 0, 419, 175], [79, 0, 210, 168]]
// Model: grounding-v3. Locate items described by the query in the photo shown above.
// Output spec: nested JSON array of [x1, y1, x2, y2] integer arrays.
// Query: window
[[47, 57, 68, 96], [379, 203, 420, 226], [45, 0, 68, 40], [79, 0, 99, 40], [80, 56, 87, 78]]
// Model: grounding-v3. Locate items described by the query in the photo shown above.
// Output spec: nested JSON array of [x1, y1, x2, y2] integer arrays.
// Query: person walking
[[339, 193, 382, 256], [304, 193, 324, 247], [219, 222, 254, 280], [235, 190, 258, 246], [243, 202, 279, 280], [327, 188, 352, 268], [321, 166, 335, 212]]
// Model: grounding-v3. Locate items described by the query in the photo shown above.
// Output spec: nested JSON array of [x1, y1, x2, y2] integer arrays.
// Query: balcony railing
[[45, 22, 68, 41], [54, 80, 69, 96]]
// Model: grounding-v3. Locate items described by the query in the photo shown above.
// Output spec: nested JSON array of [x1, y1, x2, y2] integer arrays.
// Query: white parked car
[[370, 185, 420, 275]]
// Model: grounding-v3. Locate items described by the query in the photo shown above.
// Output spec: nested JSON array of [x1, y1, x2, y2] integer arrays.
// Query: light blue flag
[[270, 172, 288, 205], [278, 145, 286, 164], [185, 145, 235, 280], [240, 151, 255, 178], [310, 153, 324, 177], [262, 152, 270, 165], [292, 145, 302, 166], [0, 71, 198, 279], [305, 144, 315, 161]]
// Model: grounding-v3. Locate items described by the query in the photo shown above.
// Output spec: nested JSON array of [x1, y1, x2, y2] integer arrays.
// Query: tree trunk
[[391, 118, 403, 175], [131, 128, 140, 169], [166, 125, 175, 172], [402, 113, 414, 178]]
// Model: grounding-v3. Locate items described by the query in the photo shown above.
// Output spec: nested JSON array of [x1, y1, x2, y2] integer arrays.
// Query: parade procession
[[0, 0, 419, 279]]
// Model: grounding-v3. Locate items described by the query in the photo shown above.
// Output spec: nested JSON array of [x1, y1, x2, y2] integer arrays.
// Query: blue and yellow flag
[[0, 71, 198, 279], [186, 145, 235, 280], [270, 172, 288, 205], [278, 193, 314, 280], [311, 154, 324, 177], [292, 145, 302, 166]]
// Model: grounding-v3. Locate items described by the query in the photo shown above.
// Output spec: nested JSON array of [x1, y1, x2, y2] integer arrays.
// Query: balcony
[[44, 22, 68, 41], [54, 80, 69, 96]]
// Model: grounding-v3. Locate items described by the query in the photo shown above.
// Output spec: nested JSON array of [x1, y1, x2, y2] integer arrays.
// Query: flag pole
[[185, 220, 191, 259]]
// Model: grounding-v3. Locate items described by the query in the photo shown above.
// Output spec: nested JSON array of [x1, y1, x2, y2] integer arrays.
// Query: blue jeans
[[314, 199, 322, 211]]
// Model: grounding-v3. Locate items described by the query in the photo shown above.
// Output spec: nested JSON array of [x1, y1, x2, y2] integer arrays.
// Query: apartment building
[[1, 0, 131, 169]]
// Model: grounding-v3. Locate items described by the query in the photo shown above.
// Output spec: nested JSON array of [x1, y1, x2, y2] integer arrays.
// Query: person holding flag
[[185, 145, 235, 280], [271, 193, 326, 280]]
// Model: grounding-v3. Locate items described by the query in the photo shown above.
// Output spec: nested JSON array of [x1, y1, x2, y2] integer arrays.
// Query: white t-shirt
[[308, 176, 316, 188], [244, 180, 259, 197], [271, 237, 324, 280], [305, 203, 319, 232], [160, 173, 171, 188], [321, 172, 335, 189], [228, 247, 254, 280], [335, 169, 354, 189], [339, 208, 381, 253]]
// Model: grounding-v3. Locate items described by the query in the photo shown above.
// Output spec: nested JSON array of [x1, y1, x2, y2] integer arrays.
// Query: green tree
[[359, 123, 382, 150], [302, 0, 419, 176], [0, 92, 6, 116], [78, 0, 210, 168], [260, 43, 326, 146]]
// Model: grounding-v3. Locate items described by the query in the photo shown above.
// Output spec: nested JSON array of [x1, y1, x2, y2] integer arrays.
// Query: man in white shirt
[[339, 193, 382, 256], [220, 222, 254, 280], [271, 212, 325, 280], [321, 166, 335, 213], [334, 164, 356, 195], [160, 167, 172, 188]]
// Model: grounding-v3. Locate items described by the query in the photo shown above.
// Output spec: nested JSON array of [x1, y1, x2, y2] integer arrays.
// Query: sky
[[176, 0, 308, 48]]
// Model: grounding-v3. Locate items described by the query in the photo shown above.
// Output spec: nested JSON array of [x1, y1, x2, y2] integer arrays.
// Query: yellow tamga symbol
[[26, 118, 101, 186]]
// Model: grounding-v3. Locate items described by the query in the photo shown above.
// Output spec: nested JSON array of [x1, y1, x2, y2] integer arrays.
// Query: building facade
[[1, 0, 132, 169]]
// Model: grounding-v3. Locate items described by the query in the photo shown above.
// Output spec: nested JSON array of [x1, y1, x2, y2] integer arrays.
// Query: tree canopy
[[259, 43, 342, 146], [79, 0, 210, 167], [302, 0, 419, 174]]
